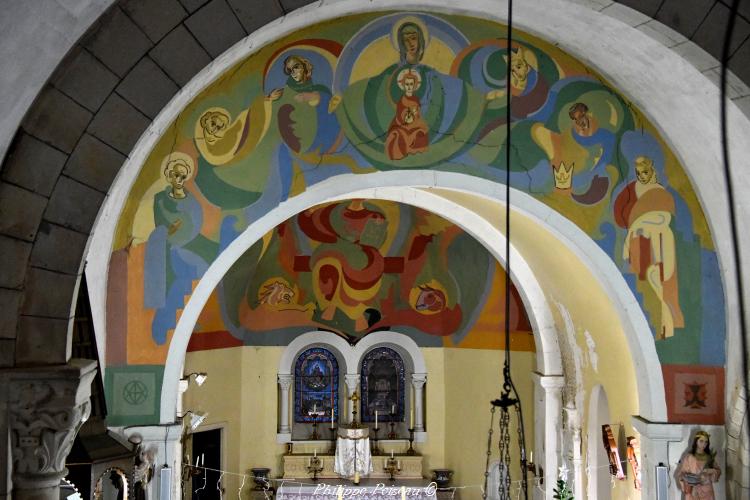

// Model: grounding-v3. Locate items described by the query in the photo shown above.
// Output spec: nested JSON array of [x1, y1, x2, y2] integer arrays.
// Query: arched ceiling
[[0, 0, 747, 386]]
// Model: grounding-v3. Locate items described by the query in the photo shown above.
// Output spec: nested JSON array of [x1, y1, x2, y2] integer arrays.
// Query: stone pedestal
[[6, 359, 97, 500]]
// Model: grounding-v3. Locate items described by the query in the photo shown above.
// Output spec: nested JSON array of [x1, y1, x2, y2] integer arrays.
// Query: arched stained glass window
[[294, 347, 339, 423], [360, 347, 405, 422]]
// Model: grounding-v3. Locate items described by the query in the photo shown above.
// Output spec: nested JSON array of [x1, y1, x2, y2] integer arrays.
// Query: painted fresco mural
[[188, 199, 532, 347], [105, 11, 724, 425]]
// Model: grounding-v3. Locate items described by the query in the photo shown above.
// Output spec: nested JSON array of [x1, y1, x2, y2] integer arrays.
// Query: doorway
[[190, 428, 222, 499]]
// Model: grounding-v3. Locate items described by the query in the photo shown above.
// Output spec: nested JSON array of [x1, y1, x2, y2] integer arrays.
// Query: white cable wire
[[237, 474, 246, 500]]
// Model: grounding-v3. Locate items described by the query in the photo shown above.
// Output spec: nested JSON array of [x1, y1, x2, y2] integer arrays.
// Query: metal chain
[[514, 402, 528, 498], [482, 406, 497, 499], [498, 408, 511, 500]]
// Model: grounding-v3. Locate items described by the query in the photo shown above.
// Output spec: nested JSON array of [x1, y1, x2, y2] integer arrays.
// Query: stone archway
[[1, 1, 750, 498], [158, 173, 668, 496]]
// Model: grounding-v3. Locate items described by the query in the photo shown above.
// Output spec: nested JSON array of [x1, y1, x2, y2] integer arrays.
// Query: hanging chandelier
[[482, 0, 529, 498]]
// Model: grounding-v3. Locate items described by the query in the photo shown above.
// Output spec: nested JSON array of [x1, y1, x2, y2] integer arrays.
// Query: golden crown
[[553, 161, 573, 190]]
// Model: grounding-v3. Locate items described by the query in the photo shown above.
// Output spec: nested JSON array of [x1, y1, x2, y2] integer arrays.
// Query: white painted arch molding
[[88, 0, 749, 399], [161, 171, 665, 425], [278, 330, 427, 376]]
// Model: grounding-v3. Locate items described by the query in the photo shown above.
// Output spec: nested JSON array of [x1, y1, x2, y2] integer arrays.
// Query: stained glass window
[[294, 347, 339, 423], [360, 347, 405, 423]]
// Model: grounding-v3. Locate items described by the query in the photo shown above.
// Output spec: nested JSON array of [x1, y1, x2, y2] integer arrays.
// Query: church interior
[[1, 0, 749, 499]]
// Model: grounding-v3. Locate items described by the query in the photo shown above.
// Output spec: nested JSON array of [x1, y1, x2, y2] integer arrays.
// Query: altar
[[275, 478, 444, 500], [281, 439, 424, 479]]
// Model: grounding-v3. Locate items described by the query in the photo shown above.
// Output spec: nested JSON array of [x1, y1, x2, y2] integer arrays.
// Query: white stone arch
[[75, 0, 732, 438], [352, 331, 428, 436], [587, 384, 613, 500], [161, 173, 569, 421], [351, 331, 426, 375], [276, 330, 352, 438], [156, 172, 666, 496], [278, 330, 356, 376]]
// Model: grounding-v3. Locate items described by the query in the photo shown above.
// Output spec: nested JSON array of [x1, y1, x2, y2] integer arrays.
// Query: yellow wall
[[183, 346, 287, 495], [183, 345, 536, 498], [444, 348, 536, 498], [431, 190, 642, 499]]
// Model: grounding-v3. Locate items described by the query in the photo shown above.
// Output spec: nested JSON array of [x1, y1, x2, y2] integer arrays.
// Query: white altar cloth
[[334, 426, 372, 478], [334, 434, 373, 477], [276, 479, 439, 499]]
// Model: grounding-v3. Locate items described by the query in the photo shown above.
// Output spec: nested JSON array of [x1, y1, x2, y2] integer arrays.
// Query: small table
[[334, 426, 372, 480]]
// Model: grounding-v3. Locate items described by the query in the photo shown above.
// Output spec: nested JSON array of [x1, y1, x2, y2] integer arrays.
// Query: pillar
[[535, 374, 564, 500], [123, 424, 182, 500], [278, 374, 293, 436], [7, 360, 97, 500], [411, 373, 426, 433], [631, 416, 691, 498], [564, 405, 584, 497]]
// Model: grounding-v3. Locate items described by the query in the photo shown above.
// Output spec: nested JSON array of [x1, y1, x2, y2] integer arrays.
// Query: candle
[[375, 410, 378, 428], [314, 449, 317, 458], [195, 455, 199, 467], [397, 460, 401, 469], [410, 408, 414, 429], [391, 450, 394, 458], [200, 453, 204, 466], [331, 412, 335, 428], [308, 457, 312, 466], [313, 403, 317, 413], [391, 404, 395, 414], [530, 451, 533, 464]]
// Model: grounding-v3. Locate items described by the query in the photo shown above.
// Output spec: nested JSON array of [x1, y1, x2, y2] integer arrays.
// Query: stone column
[[564, 405, 584, 497], [278, 374, 293, 435], [8, 359, 97, 500], [123, 424, 182, 500], [631, 416, 688, 498], [345, 374, 359, 424], [411, 373, 427, 433], [536, 374, 564, 500]]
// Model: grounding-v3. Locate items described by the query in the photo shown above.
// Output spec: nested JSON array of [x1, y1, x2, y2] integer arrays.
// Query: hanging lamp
[[482, 0, 529, 498]]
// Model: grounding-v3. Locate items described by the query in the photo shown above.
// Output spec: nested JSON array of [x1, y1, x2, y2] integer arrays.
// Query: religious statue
[[676, 430, 720, 499], [626, 436, 641, 491]]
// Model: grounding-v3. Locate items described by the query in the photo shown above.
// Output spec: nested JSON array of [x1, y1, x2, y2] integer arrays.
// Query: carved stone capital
[[344, 374, 359, 393], [411, 373, 427, 389], [7, 360, 97, 492], [278, 373, 293, 391]]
